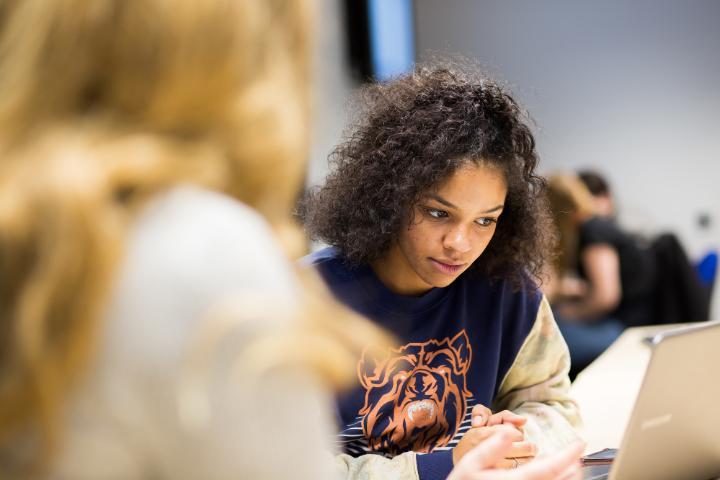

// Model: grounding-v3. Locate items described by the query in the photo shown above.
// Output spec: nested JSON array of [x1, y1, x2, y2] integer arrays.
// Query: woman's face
[[372, 161, 508, 295]]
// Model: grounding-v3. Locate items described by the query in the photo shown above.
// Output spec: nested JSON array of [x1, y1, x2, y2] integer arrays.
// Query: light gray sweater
[[49, 186, 338, 479]]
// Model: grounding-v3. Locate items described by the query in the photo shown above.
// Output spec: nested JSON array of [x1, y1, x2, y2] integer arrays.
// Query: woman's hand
[[452, 405, 535, 467], [449, 426, 584, 480]]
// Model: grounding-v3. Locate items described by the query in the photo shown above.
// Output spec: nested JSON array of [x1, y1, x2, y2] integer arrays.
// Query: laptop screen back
[[609, 321, 720, 480]]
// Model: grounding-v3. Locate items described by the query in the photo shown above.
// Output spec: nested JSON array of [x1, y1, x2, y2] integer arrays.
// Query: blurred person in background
[[0, 1, 583, 480], [545, 174, 657, 378], [300, 65, 582, 480], [578, 170, 712, 325]]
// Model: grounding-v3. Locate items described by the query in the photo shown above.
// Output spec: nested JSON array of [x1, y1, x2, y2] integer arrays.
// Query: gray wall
[[415, 0, 720, 317]]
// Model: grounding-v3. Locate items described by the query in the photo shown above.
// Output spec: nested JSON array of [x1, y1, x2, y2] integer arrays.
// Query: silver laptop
[[583, 321, 720, 480]]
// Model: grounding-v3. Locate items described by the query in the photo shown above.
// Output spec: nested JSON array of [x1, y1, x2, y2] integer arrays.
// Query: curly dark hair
[[299, 64, 556, 287]]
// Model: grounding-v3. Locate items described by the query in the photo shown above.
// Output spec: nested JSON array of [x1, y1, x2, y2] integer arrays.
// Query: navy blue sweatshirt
[[304, 247, 542, 480]]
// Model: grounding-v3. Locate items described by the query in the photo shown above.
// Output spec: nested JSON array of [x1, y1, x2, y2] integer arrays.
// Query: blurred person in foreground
[[0, 0, 582, 479], [300, 65, 582, 479], [0, 0, 359, 478], [545, 174, 657, 378]]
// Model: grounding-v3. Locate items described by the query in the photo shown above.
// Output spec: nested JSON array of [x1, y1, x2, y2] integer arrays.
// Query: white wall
[[309, 0, 359, 187], [415, 0, 720, 318]]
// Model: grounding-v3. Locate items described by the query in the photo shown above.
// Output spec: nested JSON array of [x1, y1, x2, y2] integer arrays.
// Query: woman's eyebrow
[[481, 205, 505, 214], [426, 193, 504, 214], [426, 193, 457, 209]]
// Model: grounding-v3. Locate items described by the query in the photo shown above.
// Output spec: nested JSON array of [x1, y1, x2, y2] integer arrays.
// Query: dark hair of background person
[[578, 170, 610, 197], [299, 64, 556, 288]]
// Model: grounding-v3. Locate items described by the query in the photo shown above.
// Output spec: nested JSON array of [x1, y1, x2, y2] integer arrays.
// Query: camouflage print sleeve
[[492, 296, 583, 455], [335, 452, 419, 480]]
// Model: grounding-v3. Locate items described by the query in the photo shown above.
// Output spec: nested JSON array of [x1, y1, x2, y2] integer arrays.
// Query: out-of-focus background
[[310, 0, 719, 319]]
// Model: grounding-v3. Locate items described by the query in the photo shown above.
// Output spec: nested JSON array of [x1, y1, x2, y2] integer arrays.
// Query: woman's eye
[[475, 217, 497, 227], [424, 208, 448, 219]]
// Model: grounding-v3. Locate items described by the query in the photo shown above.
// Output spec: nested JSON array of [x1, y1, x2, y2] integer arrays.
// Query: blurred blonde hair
[[546, 173, 598, 276], [0, 0, 310, 227], [0, 0, 378, 470]]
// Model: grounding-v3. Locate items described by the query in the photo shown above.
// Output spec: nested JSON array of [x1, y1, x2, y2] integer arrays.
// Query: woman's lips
[[429, 258, 466, 275]]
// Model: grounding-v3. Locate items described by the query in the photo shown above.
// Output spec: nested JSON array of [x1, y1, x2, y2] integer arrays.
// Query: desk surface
[[570, 324, 679, 454]]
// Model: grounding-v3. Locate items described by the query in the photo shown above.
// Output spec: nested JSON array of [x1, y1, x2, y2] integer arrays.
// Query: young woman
[[301, 66, 582, 480]]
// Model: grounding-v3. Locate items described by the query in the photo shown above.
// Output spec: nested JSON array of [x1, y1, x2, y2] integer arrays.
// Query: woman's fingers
[[493, 456, 533, 470], [476, 425, 525, 443], [456, 427, 516, 470], [486, 410, 527, 429], [449, 438, 584, 480], [501, 440, 537, 460], [515, 442, 585, 480], [471, 404, 494, 427]]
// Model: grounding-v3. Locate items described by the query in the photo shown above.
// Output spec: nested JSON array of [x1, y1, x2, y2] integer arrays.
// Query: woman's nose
[[443, 225, 471, 253]]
